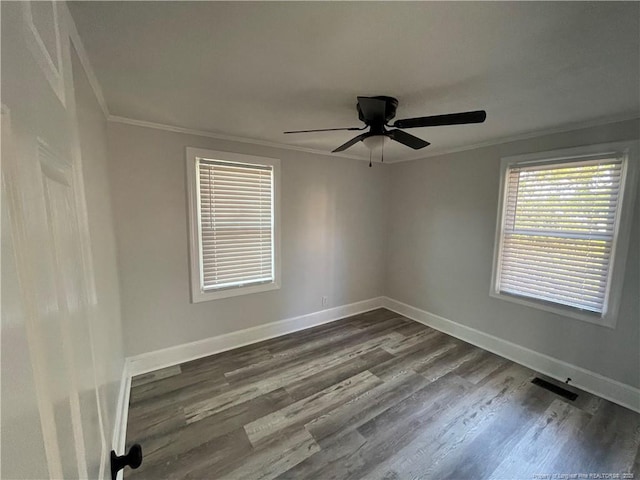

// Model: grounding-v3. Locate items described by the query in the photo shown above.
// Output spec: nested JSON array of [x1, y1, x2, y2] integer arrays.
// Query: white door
[[2, 2, 108, 478]]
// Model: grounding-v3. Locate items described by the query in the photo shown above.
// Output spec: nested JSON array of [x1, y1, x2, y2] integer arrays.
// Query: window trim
[[490, 141, 638, 328], [186, 147, 281, 303]]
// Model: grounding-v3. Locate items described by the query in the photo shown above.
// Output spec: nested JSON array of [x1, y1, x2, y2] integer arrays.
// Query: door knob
[[111, 444, 142, 480]]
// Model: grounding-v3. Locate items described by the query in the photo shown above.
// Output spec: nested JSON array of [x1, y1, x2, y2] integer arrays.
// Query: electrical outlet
[[322, 296, 328, 307]]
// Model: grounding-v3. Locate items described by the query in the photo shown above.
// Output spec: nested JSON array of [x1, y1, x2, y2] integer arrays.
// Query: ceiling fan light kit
[[284, 96, 487, 165], [362, 135, 390, 151]]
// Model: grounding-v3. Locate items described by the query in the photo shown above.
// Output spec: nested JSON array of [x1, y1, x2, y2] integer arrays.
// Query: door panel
[[39, 140, 106, 479], [1, 2, 108, 478], [1, 110, 52, 480]]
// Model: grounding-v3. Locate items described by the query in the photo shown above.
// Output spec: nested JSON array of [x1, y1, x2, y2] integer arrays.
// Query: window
[[491, 141, 638, 327], [186, 148, 280, 302]]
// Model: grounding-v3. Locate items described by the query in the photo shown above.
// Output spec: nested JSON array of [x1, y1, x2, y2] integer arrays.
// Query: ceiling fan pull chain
[[369, 149, 372, 168]]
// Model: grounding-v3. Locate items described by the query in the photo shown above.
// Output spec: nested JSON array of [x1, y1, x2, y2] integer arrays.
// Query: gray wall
[[386, 119, 640, 388], [108, 118, 638, 388], [107, 123, 389, 357]]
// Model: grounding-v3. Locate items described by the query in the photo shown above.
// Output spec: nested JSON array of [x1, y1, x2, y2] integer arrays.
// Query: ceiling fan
[[284, 96, 486, 157]]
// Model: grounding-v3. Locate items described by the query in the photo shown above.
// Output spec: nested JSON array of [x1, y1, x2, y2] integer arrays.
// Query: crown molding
[[109, 112, 639, 165], [107, 115, 370, 162], [392, 112, 640, 164], [63, 3, 109, 118]]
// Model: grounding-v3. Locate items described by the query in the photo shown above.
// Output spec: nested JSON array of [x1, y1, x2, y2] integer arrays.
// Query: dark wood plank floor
[[125, 309, 640, 479]]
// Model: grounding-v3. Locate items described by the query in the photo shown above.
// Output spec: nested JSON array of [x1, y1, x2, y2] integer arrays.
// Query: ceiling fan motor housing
[[357, 96, 398, 125]]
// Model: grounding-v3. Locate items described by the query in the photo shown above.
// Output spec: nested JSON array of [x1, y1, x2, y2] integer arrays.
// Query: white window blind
[[197, 159, 274, 291], [496, 157, 624, 314]]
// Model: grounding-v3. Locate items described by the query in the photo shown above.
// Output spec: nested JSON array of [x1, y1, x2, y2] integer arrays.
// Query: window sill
[[192, 281, 280, 303], [489, 291, 616, 329]]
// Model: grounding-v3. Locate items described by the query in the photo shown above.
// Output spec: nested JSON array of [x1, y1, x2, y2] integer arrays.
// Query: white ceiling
[[69, 2, 640, 162]]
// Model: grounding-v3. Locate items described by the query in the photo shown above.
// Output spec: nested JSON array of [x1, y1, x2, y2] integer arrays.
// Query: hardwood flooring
[[125, 309, 640, 479]]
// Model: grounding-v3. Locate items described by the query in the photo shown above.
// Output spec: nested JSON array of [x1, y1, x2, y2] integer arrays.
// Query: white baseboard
[[114, 293, 637, 459], [127, 296, 385, 377], [382, 296, 640, 413]]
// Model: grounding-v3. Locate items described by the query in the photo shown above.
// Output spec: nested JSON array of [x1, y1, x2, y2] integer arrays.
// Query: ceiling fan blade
[[357, 97, 387, 122], [332, 132, 371, 152], [283, 126, 365, 134], [393, 110, 487, 129], [388, 129, 430, 150]]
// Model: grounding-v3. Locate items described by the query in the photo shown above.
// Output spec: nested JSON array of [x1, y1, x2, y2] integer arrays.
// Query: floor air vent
[[531, 377, 578, 401]]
